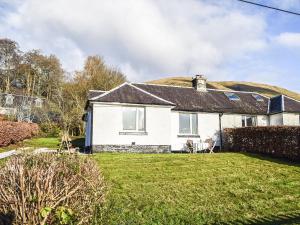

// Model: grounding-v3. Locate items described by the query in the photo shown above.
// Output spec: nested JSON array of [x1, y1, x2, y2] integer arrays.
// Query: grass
[[22, 137, 60, 149], [94, 153, 300, 224], [148, 76, 300, 100], [0, 136, 85, 153]]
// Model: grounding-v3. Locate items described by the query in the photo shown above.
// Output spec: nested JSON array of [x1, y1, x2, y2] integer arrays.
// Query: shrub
[[0, 121, 39, 147], [39, 122, 61, 137], [0, 154, 106, 224], [223, 126, 300, 161]]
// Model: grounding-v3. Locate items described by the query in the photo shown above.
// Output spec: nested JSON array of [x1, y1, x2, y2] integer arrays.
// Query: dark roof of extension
[[269, 95, 300, 114], [90, 83, 174, 106], [132, 83, 269, 114]]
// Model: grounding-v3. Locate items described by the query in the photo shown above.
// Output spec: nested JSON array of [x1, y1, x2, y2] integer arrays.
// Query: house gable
[[91, 83, 175, 106]]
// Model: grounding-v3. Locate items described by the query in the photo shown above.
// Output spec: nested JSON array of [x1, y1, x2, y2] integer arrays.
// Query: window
[[252, 94, 264, 102], [122, 107, 145, 131], [35, 98, 43, 108], [5, 94, 14, 105], [224, 92, 240, 101], [242, 115, 257, 127], [179, 113, 198, 134]]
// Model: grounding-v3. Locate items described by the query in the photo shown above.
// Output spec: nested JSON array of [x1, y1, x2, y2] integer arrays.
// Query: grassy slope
[[148, 77, 300, 100], [95, 153, 300, 224]]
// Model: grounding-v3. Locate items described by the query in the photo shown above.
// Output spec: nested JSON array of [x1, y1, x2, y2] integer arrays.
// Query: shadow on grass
[[239, 152, 300, 167], [71, 137, 85, 151], [226, 212, 300, 225]]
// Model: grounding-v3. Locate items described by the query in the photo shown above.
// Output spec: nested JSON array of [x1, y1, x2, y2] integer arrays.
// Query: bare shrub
[[0, 153, 106, 224]]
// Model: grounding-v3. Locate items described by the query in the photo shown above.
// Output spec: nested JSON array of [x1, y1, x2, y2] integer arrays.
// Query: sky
[[0, 0, 299, 92]]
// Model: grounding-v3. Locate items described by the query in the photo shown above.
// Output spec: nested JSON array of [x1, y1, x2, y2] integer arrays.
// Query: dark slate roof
[[283, 96, 300, 113], [88, 90, 106, 100], [88, 82, 300, 115], [132, 83, 269, 114], [91, 83, 174, 106], [269, 95, 300, 114]]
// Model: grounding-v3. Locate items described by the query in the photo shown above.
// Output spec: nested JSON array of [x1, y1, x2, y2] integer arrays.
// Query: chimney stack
[[192, 75, 207, 92]]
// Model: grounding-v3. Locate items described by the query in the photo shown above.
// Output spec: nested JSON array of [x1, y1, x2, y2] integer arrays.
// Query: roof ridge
[[282, 95, 300, 103], [133, 82, 193, 89]]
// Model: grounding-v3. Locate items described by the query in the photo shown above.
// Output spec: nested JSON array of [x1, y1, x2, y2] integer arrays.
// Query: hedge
[[0, 121, 39, 147], [223, 126, 300, 162]]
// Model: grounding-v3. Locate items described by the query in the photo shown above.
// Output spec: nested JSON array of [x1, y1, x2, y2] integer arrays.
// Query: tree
[[0, 38, 21, 93], [61, 56, 127, 135], [20, 50, 64, 99]]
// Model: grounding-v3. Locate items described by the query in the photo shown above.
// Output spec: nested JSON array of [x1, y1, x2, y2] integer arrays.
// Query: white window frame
[[35, 98, 43, 108], [178, 113, 198, 135], [5, 94, 14, 105], [242, 115, 257, 127], [122, 106, 146, 132]]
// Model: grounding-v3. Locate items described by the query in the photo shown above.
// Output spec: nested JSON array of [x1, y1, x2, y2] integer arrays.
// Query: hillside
[[147, 77, 300, 100]]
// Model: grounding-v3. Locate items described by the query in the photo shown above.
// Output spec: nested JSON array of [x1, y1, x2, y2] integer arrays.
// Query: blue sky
[[0, 0, 299, 92]]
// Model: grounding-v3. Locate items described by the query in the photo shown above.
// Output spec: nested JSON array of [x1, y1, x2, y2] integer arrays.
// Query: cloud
[[275, 32, 300, 48], [0, 0, 268, 81]]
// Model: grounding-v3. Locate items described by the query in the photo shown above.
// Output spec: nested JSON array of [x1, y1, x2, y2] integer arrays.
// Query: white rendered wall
[[171, 112, 220, 151], [257, 115, 269, 126], [221, 114, 268, 128], [270, 113, 283, 126], [91, 103, 172, 146], [283, 113, 300, 125], [221, 114, 242, 128]]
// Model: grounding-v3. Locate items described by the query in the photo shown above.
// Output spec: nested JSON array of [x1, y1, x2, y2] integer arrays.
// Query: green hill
[[147, 77, 300, 100]]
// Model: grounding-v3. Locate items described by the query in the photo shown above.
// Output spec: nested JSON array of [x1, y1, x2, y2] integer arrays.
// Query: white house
[[84, 75, 300, 153]]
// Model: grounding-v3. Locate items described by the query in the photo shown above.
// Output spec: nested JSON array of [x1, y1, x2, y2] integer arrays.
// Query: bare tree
[[0, 38, 21, 93]]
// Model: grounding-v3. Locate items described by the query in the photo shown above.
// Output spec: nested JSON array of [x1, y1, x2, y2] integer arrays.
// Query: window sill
[[119, 131, 148, 136], [177, 134, 200, 138]]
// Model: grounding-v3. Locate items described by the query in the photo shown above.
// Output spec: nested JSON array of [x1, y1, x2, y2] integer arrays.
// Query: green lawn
[[94, 153, 300, 225], [0, 137, 85, 153], [23, 137, 60, 149]]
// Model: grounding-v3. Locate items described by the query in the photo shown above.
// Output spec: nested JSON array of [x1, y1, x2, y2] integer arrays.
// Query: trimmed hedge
[[223, 126, 300, 161], [0, 121, 39, 147]]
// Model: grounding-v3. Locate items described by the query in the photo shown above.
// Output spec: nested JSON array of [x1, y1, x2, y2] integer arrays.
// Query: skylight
[[224, 92, 240, 101], [252, 94, 264, 102]]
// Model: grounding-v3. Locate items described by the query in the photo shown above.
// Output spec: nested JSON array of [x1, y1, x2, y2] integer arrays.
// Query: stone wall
[[92, 145, 171, 153]]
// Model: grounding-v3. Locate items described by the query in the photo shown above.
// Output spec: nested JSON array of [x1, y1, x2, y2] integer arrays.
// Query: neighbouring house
[[84, 75, 300, 153], [0, 92, 43, 121]]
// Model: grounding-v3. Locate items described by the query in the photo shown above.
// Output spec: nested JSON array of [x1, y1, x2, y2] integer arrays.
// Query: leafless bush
[[0, 153, 106, 224]]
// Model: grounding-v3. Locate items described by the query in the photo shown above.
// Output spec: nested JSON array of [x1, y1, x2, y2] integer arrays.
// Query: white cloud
[[0, 0, 268, 81], [275, 32, 300, 48]]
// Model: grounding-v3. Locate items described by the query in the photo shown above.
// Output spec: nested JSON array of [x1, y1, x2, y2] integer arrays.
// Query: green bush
[[39, 123, 61, 137]]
